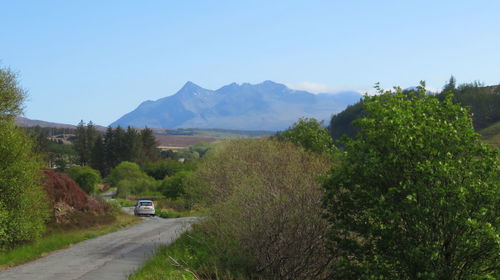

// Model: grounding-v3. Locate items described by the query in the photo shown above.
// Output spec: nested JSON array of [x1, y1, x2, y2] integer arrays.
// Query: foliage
[[451, 82, 500, 130], [129, 228, 248, 280], [0, 68, 49, 248], [323, 84, 500, 280], [328, 101, 364, 141], [329, 79, 500, 141], [187, 142, 213, 158], [191, 138, 334, 279], [65, 166, 101, 194], [275, 117, 336, 155], [106, 161, 145, 187], [159, 171, 192, 200], [115, 176, 159, 199], [74, 121, 98, 166], [107, 161, 159, 198], [0, 68, 25, 121], [143, 159, 196, 180], [89, 126, 160, 176]]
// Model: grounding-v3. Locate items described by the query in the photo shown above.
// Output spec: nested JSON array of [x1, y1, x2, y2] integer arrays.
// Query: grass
[[0, 213, 140, 269], [129, 228, 247, 280], [155, 209, 205, 219]]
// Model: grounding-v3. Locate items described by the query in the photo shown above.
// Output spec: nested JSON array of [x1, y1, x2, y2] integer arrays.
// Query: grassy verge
[[0, 213, 140, 269], [156, 209, 206, 219], [130, 228, 246, 280]]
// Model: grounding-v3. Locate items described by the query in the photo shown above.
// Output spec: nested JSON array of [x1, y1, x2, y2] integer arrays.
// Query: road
[[0, 211, 198, 280]]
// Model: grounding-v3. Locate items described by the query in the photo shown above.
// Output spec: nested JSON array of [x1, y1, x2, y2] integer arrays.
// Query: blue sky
[[1, 0, 499, 125]]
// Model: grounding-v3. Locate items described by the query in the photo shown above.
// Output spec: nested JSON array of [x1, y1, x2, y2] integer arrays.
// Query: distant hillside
[[16, 117, 77, 129], [480, 121, 500, 148], [16, 117, 107, 131], [111, 81, 362, 131]]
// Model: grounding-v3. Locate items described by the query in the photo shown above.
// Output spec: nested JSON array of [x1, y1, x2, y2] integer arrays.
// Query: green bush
[[107, 161, 145, 187], [109, 162, 159, 198], [324, 85, 500, 280], [143, 159, 196, 180], [159, 170, 191, 200], [0, 68, 49, 247], [66, 166, 101, 194]]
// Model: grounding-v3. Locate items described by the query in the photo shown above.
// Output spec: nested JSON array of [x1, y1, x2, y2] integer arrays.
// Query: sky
[[1, 0, 499, 126]]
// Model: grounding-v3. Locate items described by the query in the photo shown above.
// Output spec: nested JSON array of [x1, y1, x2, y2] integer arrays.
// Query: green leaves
[[324, 85, 499, 279], [0, 68, 49, 247], [275, 117, 336, 155]]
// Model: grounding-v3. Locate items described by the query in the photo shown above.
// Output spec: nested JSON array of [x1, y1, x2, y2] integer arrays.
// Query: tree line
[[74, 122, 159, 176]]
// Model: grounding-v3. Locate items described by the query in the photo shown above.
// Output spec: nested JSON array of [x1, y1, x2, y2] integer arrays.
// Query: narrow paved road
[[0, 214, 198, 280]]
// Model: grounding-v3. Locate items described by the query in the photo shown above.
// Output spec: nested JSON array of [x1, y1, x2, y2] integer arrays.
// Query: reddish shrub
[[42, 169, 109, 217]]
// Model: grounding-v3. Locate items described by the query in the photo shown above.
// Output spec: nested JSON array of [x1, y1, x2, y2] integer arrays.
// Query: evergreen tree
[[90, 135, 106, 176], [442, 75, 457, 93], [74, 120, 88, 165], [140, 127, 159, 163], [124, 126, 142, 162]]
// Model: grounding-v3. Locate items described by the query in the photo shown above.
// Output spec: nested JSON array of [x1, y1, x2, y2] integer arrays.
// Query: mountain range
[[111, 80, 362, 131]]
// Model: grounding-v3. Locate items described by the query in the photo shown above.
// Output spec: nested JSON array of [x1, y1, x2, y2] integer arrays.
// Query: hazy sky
[[1, 0, 499, 125]]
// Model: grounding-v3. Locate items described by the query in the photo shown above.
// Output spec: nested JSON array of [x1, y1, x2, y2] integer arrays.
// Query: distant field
[[155, 135, 219, 150], [152, 128, 274, 138]]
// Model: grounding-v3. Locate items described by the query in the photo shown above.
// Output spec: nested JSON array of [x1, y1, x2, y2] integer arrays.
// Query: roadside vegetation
[[2, 65, 498, 279], [131, 83, 498, 280], [0, 213, 138, 269], [0, 67, 141, 268]]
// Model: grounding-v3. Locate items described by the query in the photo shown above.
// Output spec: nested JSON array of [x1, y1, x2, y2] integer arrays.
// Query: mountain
[[111, 81, 362, 131]]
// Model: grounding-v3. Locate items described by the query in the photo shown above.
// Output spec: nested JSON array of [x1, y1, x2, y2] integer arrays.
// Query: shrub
[[106, 161, 145, 187], [191, 138, 333, 279], [107, 161, 159, 198], [160, 170, 191, 200], [115, 176, 159, 198], [324, 85, 500, 279], [43, 169, 110, 218], [143, 159, 196, 180], [0, 68, 50, 247], [66, 166, 101, 194], [0, 120, 49, 247]]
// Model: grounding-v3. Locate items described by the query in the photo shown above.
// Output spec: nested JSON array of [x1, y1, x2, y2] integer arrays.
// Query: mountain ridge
[[111, 81, 362, 131]]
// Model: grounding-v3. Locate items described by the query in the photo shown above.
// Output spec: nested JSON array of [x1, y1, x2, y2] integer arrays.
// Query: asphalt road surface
[[0, 212, 198, 280]]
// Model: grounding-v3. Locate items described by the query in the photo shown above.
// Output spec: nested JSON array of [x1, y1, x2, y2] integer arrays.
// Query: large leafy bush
[[324, 85, 499, 279]]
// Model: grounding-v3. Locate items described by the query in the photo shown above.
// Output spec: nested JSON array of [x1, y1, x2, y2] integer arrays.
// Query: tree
[[0, 68, 49, 247], [66, 166, 101, 194], [275, 117, 335, 155], [140, 127, 159, 162], [442, 75, 457, 93], [323, 84, 499, 279], [90, 135, 106, 175], [74, 120, 97, 165], [0, 68, 25, 121]]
